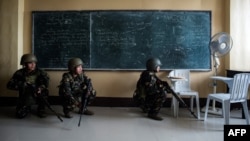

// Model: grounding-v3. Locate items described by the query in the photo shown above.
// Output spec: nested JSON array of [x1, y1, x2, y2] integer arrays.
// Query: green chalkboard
[[32, 11, 90, 68], [32, 10, 211, 70]]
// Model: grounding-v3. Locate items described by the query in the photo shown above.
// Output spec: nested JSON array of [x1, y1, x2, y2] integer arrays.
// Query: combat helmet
[[146, 57, 162, 71], [68, 58, 83, 71], [20, 54, 37, 65]]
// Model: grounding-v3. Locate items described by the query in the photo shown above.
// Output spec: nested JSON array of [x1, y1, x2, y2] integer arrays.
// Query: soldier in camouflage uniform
[[58, 58, 96, 118], [7, 54, 50, 119], [133, 57, 172, 121]]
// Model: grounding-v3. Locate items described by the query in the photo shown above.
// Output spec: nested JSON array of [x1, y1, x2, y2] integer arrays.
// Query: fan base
[[201, 106, 222, 115]]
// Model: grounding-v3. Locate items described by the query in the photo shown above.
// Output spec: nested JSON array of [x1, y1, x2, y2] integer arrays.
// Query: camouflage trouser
[[62, 91, 96, 114], [16, 88, 47, 118], [133, 90, 147, 112], [133, 90, 167, 115]]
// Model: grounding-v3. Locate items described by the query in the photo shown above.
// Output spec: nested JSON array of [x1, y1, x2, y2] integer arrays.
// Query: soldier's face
[[75, 65, 83, 75], [26, 62, 36, 71], [156, 66, 160, 72]]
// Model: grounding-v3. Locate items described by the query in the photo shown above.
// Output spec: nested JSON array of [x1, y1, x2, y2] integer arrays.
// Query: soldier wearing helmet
[[146, 57, 162, 72], [133, 57, 171, 121], [7, 54, 50, 119], [20, 54, 38, 66], [58, 57, 96, 118]]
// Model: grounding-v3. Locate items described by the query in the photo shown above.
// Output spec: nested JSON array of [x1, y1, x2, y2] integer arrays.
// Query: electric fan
[[207, 32, 233, 114]]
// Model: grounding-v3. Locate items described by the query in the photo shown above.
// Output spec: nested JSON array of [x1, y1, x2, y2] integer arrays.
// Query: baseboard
[[0, 96, 176, 107], [0, 96, 248, 108]]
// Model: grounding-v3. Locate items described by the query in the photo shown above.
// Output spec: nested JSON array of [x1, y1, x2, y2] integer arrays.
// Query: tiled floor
[[0, 106, 248, 141]]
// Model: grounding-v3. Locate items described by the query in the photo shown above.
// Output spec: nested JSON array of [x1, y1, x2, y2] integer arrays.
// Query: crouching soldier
[[133, 57, 172, 121], [58, 58, 96, 118], [7, 54, 50, 118]]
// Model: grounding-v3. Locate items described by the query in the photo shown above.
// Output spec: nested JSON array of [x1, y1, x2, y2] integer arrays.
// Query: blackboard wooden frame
[[32, 10, 212, 71]]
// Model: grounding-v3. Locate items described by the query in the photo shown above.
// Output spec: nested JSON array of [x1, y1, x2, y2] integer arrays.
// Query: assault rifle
[[158, 79, 198, 119], [27, 84, 63, 122], [78, 79, 91, 127]]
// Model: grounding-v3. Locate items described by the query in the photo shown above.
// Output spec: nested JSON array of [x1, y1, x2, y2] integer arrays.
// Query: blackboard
[[32, 10, 211, 71]]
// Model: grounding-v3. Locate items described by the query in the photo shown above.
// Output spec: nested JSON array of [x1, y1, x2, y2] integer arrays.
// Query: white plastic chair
[[204, 73, 250, 125], [168, 69, 200, 119]]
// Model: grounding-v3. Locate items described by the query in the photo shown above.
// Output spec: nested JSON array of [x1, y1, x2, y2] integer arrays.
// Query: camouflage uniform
[[133, 71, 170, 114], [133, 57, 171, 120], [7, 67, 49, 118], [58, 72, 96, 117]]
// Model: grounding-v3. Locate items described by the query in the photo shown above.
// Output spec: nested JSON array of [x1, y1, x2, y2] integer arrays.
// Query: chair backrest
[[230, 73, 250, 103], [169, 69, 191, 92]]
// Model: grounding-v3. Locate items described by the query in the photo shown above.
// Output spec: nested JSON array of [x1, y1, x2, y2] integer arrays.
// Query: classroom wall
[[0, 0, 228, 99], [0, 0, 20, 97]]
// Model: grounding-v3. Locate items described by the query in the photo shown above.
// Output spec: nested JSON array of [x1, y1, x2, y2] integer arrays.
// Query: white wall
[[230, 0, 250, 71]]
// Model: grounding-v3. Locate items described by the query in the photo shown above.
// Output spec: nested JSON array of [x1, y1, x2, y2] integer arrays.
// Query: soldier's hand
[[69, 96, 80, 107], [37, 87, 42, 94], [85, 91, 91, 98], [34, 87, 44, 97]]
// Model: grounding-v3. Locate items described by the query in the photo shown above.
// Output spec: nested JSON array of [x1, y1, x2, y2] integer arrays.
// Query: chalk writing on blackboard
[[32, 10, 211, 71]]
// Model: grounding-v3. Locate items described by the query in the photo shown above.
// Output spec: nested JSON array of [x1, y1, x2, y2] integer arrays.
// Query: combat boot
[[16, 106, 31, 119], [64, 111, 72, 118], [63, 107, 73, 118], [37, 110, 47, 118], [63, 110, 73, 118], [83, 109, 94, 115], [37, 104, 47, 118], [148, 114, 163, 121]]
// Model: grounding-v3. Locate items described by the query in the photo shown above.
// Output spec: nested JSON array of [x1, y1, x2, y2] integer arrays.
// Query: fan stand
[[201, 56, 223, 115], [208, 56, 223, 115]]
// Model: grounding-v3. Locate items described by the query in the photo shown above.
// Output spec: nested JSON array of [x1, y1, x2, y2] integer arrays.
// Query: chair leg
[[172, 97, 178, 117], [190, 96, 194, 112], [195, 95, 200, 119], [204, 97, 210, 121], [223, 101, 230, 125], [176, 100, 180, 118], [241, 101, 250, 125]]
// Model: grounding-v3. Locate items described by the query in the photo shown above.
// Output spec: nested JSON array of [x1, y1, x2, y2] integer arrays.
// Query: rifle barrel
[[159, 80, 198, 119], [170, 89, 198, 119], [78, 79, 91, 127], [42, 97, 64, 122]]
